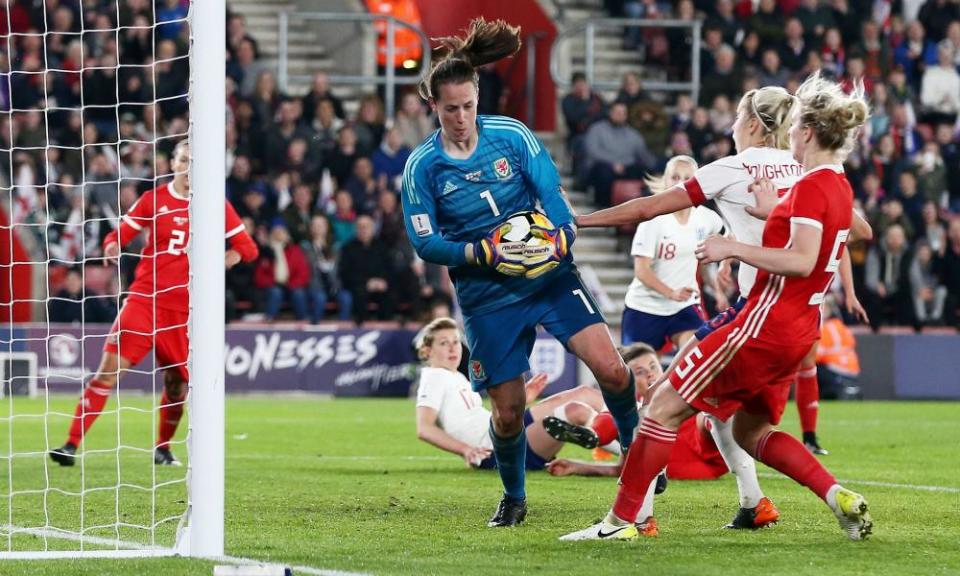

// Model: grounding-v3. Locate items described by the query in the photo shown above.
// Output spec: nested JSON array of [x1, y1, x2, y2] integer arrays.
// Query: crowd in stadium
[[0, 0, 958, 330], [576, 0, 960, 330]]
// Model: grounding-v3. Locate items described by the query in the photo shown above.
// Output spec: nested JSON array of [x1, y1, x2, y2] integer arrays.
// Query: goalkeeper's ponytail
[[418, 18, 521, 101]]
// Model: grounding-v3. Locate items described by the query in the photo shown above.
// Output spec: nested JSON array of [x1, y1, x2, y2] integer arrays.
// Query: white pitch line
[[309, 456, 960, 493], [756, 472, 960, 493], [230, 454, 451, 462], [0, 525, 165, 551], [214, 554, 371, 576], [0, 525, 371, 576]]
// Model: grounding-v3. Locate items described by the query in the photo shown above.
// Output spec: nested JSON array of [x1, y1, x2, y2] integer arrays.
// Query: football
[[491, 211, 561, 278], [494, 210, 555, 246]]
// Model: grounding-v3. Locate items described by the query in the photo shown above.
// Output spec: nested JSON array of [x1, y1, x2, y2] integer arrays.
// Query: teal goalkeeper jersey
[[402, 115, 575, 316]]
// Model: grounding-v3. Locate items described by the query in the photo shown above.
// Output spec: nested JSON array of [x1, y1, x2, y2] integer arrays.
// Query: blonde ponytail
[[741, 86, 797, 150], [644, 155, 698, 194]]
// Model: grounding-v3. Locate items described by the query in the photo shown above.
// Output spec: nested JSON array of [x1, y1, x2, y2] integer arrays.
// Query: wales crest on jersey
[[470, 360, 486, 380], [494, 157, 512, 179]]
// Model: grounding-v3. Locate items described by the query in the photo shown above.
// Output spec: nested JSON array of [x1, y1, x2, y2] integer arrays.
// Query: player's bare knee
[[492, 408, 524, 436], [646, 386, 688, 429], [94, 371, 118, 388], [594, 358, 629, 392], [562, 401, 593, 426], [731, 423, 761, 457], [94, 354, 121, 387], [164, 372, 187, 399]]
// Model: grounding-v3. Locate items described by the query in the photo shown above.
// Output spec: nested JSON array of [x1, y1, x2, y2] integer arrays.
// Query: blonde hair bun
[[795, 71, 870, 155]]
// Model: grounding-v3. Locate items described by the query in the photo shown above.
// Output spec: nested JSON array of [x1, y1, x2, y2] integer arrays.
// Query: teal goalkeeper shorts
[[462, 268, 604, 391]]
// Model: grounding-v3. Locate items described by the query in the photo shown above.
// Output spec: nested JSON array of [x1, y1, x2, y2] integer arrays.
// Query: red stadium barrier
[[0, 205, 34, 322]]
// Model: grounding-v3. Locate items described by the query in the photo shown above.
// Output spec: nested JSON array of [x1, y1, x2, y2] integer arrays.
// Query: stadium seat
[[611, 180, 646, 236]]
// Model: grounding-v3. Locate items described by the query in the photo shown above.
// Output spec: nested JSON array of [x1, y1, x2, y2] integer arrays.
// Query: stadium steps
[[545, 1, 654, 328], [539, 130, 631, 326], [229, 0, 365, 99], [229, 1, 330, 64], [553, 0, 660, 90]]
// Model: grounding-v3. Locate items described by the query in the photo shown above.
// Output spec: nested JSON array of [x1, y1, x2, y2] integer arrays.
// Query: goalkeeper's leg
[[486, 377, 529, 527], [567, 325, 638, 451]]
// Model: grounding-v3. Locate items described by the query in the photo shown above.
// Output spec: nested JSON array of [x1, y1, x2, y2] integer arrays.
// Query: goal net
[[0, 0, 224, 559]]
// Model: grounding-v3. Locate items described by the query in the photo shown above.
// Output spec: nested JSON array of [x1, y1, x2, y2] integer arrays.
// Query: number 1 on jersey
[[480, 190, 500, 217], [572, 289, 596, 315]]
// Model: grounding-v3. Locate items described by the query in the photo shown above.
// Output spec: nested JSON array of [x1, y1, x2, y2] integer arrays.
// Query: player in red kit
[[562, 72, 873, 542], [50, 140, 258, 467]]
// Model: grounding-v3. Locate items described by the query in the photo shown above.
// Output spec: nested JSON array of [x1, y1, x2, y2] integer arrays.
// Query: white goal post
[[188, 0, 226, 559], [0, 0, 224, 560]]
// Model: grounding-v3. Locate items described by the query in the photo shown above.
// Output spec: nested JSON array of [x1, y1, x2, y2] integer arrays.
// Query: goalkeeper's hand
[[523, 223, 575, 279], [472, 225, 526, 276]]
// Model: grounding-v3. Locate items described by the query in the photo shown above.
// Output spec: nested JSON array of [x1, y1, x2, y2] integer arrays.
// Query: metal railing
[[550, 18, 702, 104], [524, 32, 547, 128], [277, 12, 432, 122]]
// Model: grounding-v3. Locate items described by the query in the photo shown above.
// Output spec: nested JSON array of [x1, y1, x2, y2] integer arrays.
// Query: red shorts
[[105, 297, 189, 381], [669, 322, 809, 425], [666, 415, 728, 480]]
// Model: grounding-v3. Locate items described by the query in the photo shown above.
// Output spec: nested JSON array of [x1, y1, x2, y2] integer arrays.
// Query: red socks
[[66, 380, 187, 449], [157, 390, 186, 448], [612, 418, 677, 523], [67, 379, 113, 446], [795, 367, 819, 434], [591, 411, 619, 446], [755, 429, 836, 500]]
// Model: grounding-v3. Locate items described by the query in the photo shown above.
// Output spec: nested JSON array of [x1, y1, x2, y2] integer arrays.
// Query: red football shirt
[[738, 165, 853, 347], [103, 181, 257, 312]]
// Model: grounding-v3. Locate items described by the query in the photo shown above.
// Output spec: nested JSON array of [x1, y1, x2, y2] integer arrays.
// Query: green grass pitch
[[0, 396, 957, 575]]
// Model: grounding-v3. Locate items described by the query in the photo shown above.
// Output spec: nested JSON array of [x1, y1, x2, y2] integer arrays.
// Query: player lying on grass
[[414, 318, 619, 471], [547, 343, 779, 536], [50, 140, 258, 467], [562, 72, 874, 542]]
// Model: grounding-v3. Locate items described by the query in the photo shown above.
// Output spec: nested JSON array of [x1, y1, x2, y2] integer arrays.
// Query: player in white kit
[[622, 156, 726, 350], [414, 318, 614, 470]]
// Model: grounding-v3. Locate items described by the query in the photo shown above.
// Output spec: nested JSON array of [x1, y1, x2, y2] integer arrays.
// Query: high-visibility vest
[[365, 0, 424, 68], [816, 318, 861, 376]]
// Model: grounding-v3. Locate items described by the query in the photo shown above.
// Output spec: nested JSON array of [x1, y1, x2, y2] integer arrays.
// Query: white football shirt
[[680, 146, 803, 298], [625, 206, 724, 315], [415, 366, 493, 450]]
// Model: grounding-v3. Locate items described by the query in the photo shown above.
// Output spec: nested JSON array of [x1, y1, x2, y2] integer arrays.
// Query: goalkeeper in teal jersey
[[402, 18, 640, 528]]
